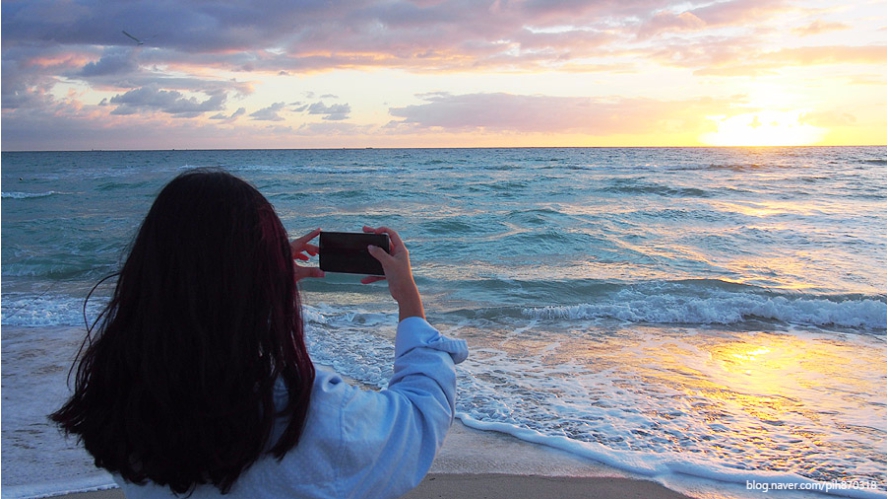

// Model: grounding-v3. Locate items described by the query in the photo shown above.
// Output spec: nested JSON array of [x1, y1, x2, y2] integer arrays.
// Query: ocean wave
[[96, 180, 152, 192], [2, 190, 61, 199], [523, 290, 887, 331], [858, 158, 887, 165], [601, 178, 712, 198], [1, 294, 108, 327]]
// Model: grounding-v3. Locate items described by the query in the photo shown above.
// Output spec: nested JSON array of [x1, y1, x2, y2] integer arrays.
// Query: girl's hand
[[360, 226, 424, 320], [290, 228, 325, 282]]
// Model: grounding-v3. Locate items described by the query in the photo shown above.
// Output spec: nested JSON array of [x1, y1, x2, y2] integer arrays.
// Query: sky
[[1, 0, 885, 150]]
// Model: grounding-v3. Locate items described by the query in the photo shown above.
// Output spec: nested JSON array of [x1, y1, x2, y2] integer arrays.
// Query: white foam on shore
[[456, 414, 886, 499], [2, 475, 117, 499]]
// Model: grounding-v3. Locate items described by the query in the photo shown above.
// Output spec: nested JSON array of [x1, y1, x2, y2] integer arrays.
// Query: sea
[[2, 147, 886, 499]]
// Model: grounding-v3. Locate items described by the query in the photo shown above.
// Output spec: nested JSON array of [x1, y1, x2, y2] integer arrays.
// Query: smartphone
[[319, 231, 390, 276]]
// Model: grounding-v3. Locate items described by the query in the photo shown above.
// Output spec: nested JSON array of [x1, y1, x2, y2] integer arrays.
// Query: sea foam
[[2, 191, 60, 199], [456, 413, 887, 499], [523, 290, 887, 331]]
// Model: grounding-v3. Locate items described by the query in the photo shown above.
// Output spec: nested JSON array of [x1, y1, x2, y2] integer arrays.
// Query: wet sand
[[52, 420, 691, 499]]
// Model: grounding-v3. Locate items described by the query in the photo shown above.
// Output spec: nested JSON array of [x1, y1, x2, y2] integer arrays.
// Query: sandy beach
[[57, 476, 690, 499], [50, 420, 691, 499]]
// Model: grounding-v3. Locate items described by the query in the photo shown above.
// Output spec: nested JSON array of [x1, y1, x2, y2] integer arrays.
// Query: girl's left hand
[[291, 228, 325, 281]]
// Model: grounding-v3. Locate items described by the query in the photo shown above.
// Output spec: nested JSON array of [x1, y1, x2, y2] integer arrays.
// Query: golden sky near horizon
[[1, 0, 885, 150]]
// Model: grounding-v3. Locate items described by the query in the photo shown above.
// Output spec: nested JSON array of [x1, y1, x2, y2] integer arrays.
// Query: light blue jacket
[[114, 317, 469, 499]]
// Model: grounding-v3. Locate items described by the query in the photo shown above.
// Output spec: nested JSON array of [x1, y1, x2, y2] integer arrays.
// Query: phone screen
[[319, 232, 390, 275]]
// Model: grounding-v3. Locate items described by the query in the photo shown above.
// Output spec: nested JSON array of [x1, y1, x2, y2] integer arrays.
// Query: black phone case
[[319, 232, 389, 275]]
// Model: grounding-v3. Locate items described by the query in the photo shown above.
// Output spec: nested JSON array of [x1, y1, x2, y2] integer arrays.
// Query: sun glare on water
[[700, 110, 827, 147]]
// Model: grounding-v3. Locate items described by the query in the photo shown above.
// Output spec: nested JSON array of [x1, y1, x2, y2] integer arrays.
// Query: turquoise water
[[2, 147, 886, 497]]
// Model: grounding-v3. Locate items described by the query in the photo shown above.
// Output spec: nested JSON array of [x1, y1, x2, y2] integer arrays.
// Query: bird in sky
[[122, 30, 144, 46]]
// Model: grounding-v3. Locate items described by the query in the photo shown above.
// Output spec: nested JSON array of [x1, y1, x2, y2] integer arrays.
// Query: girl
[[51, 169, 468, 498]]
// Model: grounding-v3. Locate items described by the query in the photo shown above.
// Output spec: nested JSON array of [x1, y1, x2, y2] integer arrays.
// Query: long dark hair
[[51, 169, 315, 494]]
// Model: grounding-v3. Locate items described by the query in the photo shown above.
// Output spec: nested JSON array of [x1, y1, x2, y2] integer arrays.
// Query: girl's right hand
[[360, 226, 425, 321]]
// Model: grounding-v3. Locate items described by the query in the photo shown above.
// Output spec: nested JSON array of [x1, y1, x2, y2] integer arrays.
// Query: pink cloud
[[692, 44, 887, 76], [388, 92, 733, 135], [637, 11, 706, 39], [3, 0, 878, 80], [689, 0, 793, 27], [792, 19, 850, 36], [635, 0, 796, 41], [1, 0, 883, 150]]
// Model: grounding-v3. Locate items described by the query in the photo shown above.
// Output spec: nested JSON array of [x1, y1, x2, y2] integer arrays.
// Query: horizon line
[[3, 144, 886, 154]]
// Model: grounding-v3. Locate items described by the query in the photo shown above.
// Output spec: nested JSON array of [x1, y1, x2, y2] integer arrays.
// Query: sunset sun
[[700, 110, 828, 147]]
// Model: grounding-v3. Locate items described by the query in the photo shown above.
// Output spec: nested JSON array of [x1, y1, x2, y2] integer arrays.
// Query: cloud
[[307, 102, 352, 121], [79, 48, 139, 77], [692, 44, 887, 76], [0, 0, 753, 75], [800, 110, 857, 127], [1, 0, 883, 149], [250, 102, 287, 121], [109, 85, 227, 117], [2, 0, 881, 79], [687, 0, 793, 27], [634, 0, 797, 40], [0, 100, 281, 151], [1, 44, 96, 110], [637, 11, 706, 39], [210, 107, 246, 122], [762, 45, 886, 66], [388, 92, 732, 135], [792, 19, 850, 37], [294, 121, 372, 136]]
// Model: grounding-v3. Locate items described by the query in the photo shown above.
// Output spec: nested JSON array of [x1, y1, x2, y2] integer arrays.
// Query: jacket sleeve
[[332, 317, 468, 499]]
